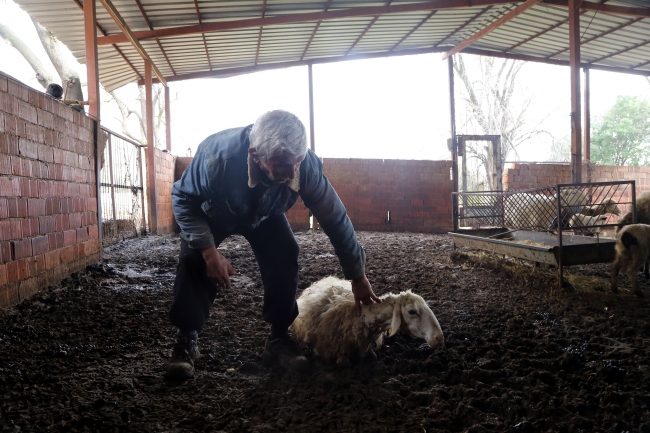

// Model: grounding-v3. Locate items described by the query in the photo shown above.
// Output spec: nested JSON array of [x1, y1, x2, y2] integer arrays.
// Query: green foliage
[[591, 95, 650, 166]]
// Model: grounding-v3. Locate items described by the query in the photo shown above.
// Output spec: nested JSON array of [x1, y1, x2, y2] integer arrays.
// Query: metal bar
[[98, 0, 168, 86], [100, 126, 143, 147], [391, 11, 437, 51], [588, 38, 650, 65], [442, 0, 541, 60], [98, 0, 518, 45], [255, 0, 268, 65], [449, 56, 459, 232], [107, 134, 117, 223], [308, 64, 316, 153], [583, 68, 590, 162], [134, 0, 176, 75], [145, 60, 158, 234], [436, 7, 492, 48], [165, 86, 171, 152], [346, 15, 381, 56], [73, 0, 142, 80], [569, 0, 582, 184], [300, 0, 334, 61], [543, 0, 650, 18], [547, 17, 642, 58], [100, 183, 144, 190], [507, 12, 581, 51], [632, 181, 637, 224], [557, 185, 563, 290], [138, 146, 147, 234]]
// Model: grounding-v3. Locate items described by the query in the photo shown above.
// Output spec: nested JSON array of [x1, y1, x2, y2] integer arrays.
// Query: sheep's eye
[[408, 309, 418, 316]]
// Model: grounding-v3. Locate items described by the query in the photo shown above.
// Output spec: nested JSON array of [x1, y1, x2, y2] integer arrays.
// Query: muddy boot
[[166, 337, 200, 380], [262, 335, 310, 373]]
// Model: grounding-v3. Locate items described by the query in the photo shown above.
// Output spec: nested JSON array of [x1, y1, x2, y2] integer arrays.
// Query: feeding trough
[[449, 180, 637, 288]]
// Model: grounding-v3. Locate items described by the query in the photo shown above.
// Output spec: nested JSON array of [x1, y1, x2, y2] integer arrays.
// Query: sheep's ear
[[389, 303, 401, 337]]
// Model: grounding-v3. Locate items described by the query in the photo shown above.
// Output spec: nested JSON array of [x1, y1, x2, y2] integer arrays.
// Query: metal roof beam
[[442, 0, 542, 60], [391, 10, 437, 51], [346, 1, 393, 56], [98, 0, 167, 86], [300, 0, 334, 61], [98, 0, 518, 45], [544, 0, 650, 18], [255, 0, 268, 65], [134, 0, 176, 75], [435, 6, 493, 48], [194, 0, 213, 70]]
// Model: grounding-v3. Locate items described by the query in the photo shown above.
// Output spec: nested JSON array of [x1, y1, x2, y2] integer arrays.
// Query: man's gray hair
[[250, 110, 308, 162]]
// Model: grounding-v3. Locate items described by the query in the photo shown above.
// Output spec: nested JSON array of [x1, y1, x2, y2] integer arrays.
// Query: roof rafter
[[346, 1, 393, 56], [443, 0, 542, 60], [98, 0, 167, 85], [546, 17, 643, 58], [506, 10, 585, 51], [300, 0, 334, 61], [134, 0, 176, 75], [72, 0, 142, 80], [544, 0, 650, 18], [255, 0, 268, 65], [436, 6, 493, 47], [589, 37, 650, 64], [97, 0, 518, 45], [193, 0, 212, 70], [391, 10, 437, 51]]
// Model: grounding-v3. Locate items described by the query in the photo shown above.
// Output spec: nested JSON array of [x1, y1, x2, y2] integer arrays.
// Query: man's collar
[[247, 153, 300, 192]]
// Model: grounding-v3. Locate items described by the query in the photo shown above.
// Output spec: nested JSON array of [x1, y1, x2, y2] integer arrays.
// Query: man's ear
[[248, 147, 260, 163]]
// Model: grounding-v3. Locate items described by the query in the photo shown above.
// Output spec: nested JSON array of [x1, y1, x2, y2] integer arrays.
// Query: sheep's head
[[602, 199, 622, 216], [390, 292, 444, 348]]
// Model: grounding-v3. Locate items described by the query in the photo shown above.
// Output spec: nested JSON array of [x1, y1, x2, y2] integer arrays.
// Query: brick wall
[[154, 148, 176, 235], [503, 163, 650, 195], [0, 72, 99, 307], [174, 157, 454, 234]]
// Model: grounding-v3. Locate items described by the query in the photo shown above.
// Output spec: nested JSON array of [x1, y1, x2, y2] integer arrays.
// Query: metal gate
[[99, 127, 148, 246]]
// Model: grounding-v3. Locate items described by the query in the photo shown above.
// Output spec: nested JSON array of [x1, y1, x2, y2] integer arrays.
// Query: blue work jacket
[[172, 125, 366, 280]]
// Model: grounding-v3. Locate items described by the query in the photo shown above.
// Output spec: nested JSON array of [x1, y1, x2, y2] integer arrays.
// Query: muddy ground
[[1, 231, 650, 433]]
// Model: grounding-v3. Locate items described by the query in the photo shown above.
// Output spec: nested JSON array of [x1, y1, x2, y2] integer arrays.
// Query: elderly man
[[167, 110, 379, 379]]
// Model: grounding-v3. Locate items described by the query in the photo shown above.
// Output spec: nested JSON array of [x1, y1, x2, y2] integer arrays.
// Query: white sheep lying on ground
[[290, 276, 444, 365], [617, 191, 650, 232], [610, 224, 650, 297]]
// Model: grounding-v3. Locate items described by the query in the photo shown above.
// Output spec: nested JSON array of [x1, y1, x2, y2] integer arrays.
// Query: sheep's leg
[[627, 257, 645, 297], [611, 258, 622, 293]]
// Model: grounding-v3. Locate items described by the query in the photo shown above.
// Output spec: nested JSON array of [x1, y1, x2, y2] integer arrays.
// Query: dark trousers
[[169, 214, 300, 335]]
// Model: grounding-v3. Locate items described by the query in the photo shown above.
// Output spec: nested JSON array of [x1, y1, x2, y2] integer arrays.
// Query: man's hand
[[200, 246, 236, 289], [351, 274, 381, 311]]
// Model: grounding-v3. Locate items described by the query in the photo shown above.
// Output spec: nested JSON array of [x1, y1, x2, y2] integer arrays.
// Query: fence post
[[107, 133, 117, 226], [138, 147, 147, 235]]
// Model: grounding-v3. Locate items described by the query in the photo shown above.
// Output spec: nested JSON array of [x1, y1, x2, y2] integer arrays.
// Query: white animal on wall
[[290, 276, 444, 365], [611, 223, 650, 297]]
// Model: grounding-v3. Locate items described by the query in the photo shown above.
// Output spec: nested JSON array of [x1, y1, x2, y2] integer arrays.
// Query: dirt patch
[[1, 231, 650, 432]]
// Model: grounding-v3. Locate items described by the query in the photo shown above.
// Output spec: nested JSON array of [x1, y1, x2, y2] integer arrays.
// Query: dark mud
[[1, 231, 650, 433]]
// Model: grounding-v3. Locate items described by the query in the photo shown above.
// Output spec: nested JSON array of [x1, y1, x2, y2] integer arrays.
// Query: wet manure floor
[[1, 231, 650, 433]]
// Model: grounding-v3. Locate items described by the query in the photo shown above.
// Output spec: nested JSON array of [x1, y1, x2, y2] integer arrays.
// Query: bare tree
[[0, 21, 54, 87], [454, 54, 552, 190], [106, 85, 167, 148]]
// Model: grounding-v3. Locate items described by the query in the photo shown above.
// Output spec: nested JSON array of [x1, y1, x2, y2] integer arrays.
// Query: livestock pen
[[450, 180, 637, 289]]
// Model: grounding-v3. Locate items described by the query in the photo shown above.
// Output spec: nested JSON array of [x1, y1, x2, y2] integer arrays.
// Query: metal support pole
[[145, 60, 158, 234], [138, 147, 147, 234], [569, 0, 582, 183], [557, 186, 563, 290], [165, 85, 172, 152], [583, 68, 590, 162], [308, 64, 316, 153], [448, 56, 459, 232], [84, 0, 102, 256], [107, 134, 117, 223]]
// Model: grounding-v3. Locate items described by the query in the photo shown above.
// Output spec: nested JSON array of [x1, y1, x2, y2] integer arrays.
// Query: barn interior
[[1, 1, 650, 431]]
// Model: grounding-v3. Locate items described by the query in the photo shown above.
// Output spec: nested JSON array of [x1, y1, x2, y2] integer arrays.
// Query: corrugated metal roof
[[12, 0, 650, 91]]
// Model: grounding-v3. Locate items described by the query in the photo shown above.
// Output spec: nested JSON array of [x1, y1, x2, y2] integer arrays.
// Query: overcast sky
[[1, 0, 649, 162]]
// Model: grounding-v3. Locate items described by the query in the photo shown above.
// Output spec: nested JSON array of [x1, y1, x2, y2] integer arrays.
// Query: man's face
[[249, 148, 305, 184]]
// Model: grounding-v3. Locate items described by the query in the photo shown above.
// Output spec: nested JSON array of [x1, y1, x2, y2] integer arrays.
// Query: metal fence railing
[[99, 127, 148, 246]]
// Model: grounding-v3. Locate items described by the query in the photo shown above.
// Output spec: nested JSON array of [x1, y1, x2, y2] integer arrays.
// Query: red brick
[[31, 235, 49, 256], [7, 198, 28, 218], [27, 198, 46, 217], [0, 177, 20, 196], [18, 138, 38, 159], [0, 132, 19, 154], [45, 249, 61, 270], [21, 218, 39, 238], [0, 199, 6, 219], [37, 143, 54, 163], [26, 123, 44, 143], [6, 260, 19, 283], [0, 153, 11, 175], [60, 245, 75, 264], [37, 180, 53, 198], [11, 238, 32, 260], [63, 230, 76, 247], [88, 225, 99, 239], [0, 264, 6, 286], [69, 213, 82, 229], [76, 227, 88, 243], [0, 220, 21, 241], [0, 242, 11, 264], [38, 216, 55, 234]]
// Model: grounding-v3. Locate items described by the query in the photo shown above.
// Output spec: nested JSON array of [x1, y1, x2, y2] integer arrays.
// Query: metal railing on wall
[[99, 127, 148, 246]]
